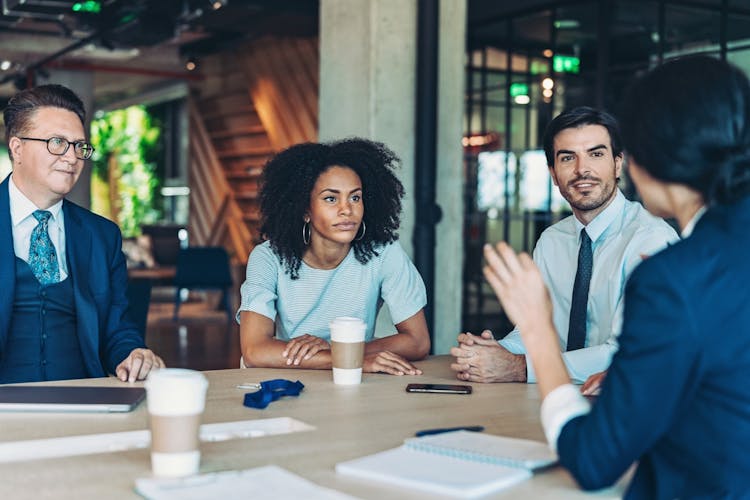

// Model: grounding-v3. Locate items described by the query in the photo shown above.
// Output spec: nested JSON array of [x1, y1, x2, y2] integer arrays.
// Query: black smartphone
[[405, 383, 472, 394]]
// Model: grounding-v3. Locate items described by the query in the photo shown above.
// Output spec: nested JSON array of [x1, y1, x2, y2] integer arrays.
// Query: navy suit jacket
[[0, 176, 145, 377], [558, 195, 750, 498]]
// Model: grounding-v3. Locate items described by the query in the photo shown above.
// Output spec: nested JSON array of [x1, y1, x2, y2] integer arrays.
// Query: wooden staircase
[[197, 86, 272, 241], [187, 36, 319, 263]]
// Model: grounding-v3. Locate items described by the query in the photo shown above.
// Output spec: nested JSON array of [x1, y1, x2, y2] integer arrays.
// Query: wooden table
[[127, 266, 176, 282], [0, 356, 625, 498]]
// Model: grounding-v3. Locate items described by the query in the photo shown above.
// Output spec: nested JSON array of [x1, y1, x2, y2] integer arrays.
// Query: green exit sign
[[72, 1, 101, 13], [553, 55, 580, 74], [509, 83, 529, 97]]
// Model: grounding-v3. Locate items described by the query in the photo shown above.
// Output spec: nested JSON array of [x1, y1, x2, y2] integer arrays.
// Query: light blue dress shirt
[[238, 241, 427, 341], [500, 190, 679, 383]]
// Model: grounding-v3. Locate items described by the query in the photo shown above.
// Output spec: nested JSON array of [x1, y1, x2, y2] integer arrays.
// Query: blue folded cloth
[[243, 379, 305, 409]]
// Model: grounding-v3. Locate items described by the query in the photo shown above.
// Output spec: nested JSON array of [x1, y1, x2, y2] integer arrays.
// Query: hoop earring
[[302, 220, 311, 245], [355, 220, 366, 241]]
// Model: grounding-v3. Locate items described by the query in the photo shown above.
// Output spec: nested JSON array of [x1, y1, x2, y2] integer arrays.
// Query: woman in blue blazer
[[483, 56, 750, 498]]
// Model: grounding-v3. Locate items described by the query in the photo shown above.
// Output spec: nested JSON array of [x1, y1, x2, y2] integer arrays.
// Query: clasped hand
[[450, 330, 526, 383]]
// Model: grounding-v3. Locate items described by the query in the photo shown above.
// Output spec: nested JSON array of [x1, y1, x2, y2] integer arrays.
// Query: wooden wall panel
[[237, 37, 319, 150]]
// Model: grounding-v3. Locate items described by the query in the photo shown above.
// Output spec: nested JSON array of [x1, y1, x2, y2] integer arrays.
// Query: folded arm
[[240, 309, 431, 375], [240, 311, 334, 369]]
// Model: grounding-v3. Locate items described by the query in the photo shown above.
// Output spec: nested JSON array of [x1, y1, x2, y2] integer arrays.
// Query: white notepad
[[405, 430, 557, 469], [335, 431, 557, 498]]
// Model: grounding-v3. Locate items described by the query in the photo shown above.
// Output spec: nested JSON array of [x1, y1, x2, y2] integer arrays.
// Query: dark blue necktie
[[243, 379, 304, 409], [567, 229, 592, 351], [29, 210, 60, 285]]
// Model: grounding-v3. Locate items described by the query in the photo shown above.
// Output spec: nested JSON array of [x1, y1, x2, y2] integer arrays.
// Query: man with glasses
[[0, 84, 164, 383]]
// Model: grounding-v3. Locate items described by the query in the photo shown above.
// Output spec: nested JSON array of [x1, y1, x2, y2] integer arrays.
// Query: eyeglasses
[[18, 136, 95, 160]]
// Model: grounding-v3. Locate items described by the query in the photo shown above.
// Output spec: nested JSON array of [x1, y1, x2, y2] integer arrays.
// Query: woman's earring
[[355, 220, 366, 241], [302, 220, 311, 245]]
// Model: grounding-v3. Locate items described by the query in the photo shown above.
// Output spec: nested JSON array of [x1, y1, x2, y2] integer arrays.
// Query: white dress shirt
[[8, 175, 69, 280], [500, 190, 678, 383]]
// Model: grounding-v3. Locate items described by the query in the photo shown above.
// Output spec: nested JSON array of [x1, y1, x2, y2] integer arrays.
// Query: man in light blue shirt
[[450, 107, 678, 383]]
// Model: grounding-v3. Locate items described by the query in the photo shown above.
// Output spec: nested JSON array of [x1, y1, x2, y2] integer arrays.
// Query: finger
[[450, 362, 471, 372], [480, 330, 493, 339], [495, 241, 524, 276], [483, 243, 512, 284], [128, 354, 144, 383], [380, 352, 420, 373], [469, 334, 499, 347], [303, 340, 330, 360], [450, 346, 473, 358], [294, 341, 321, 365], [372, 352, 413, 375], [116, 363, 128, 382], [462, 373, 485, 383], [135, 356, 154, 380], [284, 337, 310, 365], [518, 251, 536, 270], [456, 332, 476, 345], [283, 335, 311, 358]]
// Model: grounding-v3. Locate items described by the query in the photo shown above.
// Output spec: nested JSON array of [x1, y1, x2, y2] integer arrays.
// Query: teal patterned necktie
[[29, 210, 60, 285]]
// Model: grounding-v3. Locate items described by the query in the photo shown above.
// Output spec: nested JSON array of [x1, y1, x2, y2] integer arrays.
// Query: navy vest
[[0, 257, 87, 383]]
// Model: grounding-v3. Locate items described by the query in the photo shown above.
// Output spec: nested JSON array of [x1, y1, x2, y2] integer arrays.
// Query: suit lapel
[[63, 201, 98, 366], [0, 177, 16, 347]]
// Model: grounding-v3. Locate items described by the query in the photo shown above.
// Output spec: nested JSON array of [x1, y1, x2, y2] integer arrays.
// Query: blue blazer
[[558, 195, 750, 498], [0, 176, 145, 378]]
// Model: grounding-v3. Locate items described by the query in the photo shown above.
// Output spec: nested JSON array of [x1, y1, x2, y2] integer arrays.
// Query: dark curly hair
[[259, 138, 405, 279]]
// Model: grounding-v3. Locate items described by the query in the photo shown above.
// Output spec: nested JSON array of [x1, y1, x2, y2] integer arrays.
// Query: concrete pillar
[[434, 0, 466, 354], [39, 69, 94, 209], [319, 0, 465, 353]]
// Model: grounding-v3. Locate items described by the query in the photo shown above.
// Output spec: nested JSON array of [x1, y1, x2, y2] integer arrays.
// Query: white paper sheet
[[135, 465, 358, 500], [0, 417, 314, 463]]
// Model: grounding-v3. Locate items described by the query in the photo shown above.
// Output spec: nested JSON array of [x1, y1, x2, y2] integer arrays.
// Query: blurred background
[[2, 0, 748, 368]]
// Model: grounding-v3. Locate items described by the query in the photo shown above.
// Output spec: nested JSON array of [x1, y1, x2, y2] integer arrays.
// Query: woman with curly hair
[[237, 138, 430, 375]]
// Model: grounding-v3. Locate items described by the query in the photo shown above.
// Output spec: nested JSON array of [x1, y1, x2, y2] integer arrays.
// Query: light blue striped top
[[238, 241, 427, 341]]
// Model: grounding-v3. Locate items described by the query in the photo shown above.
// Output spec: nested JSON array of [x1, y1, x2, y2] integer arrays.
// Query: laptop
[[0, 385, 146, 413]]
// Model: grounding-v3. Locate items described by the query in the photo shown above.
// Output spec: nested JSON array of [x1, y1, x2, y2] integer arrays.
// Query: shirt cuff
[[526, 357, 536, 384], [540, 384, 591, 452]]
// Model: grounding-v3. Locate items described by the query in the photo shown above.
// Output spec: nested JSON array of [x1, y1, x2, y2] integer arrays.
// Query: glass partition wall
[[463, 0, 750, 333]]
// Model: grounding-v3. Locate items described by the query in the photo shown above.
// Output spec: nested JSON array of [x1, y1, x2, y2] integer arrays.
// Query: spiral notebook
[[335, 430, 557, 498]]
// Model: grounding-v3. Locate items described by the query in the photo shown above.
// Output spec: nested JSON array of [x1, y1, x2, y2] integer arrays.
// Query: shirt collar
[[8, 174, 64, 227], [573, 189, 625, 243], [681, 206, 707, 238]]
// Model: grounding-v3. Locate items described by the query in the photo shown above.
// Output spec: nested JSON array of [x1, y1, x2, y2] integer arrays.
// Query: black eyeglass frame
[[17, 136, 95, 160]]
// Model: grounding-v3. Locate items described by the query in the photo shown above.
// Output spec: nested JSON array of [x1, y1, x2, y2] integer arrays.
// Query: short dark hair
[[3, 84, 86, 161], [259, 137, 405, 279], [621, 56, 750, 206], [542, 106, 623, 167]]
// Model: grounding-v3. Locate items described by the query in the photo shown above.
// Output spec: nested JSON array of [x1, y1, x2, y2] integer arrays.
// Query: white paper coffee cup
[[330, 317, 366, 385], [145, 368, 208, 477]]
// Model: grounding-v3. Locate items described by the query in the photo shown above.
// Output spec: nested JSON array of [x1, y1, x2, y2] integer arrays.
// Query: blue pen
[[415, 425, 484, 437]]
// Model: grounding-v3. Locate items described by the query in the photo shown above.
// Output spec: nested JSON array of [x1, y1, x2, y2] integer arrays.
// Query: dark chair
[[140, 224, 185, 267], [125, 278, 152, 340], [173, 246, 234, 321]]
